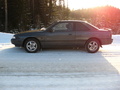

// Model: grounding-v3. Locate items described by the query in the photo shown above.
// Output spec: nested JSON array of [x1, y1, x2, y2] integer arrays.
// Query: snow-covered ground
[[0, 32, 13, 50], [0, 32, 120, 90], [0, 32, 13, 43]]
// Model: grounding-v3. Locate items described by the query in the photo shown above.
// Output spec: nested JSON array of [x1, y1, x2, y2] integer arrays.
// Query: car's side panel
[[42, 30, 76, 48], [75, 31, 91, 46], [74, 22, 92, 46]]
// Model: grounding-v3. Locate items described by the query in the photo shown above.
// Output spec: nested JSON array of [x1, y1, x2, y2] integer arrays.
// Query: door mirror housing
[[40, 27, 46, 31]]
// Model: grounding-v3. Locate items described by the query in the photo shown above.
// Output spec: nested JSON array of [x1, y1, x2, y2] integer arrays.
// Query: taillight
[[108, 30, 112, 38]]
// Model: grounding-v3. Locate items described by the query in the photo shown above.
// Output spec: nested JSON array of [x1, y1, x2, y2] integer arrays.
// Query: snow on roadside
[[112, 35, 120, 45], [0, 32, 14, 49], [0, 32, 13, 43]]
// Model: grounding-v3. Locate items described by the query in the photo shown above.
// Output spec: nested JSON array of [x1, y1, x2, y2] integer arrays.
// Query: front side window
[[52, 22, 73, 31], [75, 22, 89, 31]]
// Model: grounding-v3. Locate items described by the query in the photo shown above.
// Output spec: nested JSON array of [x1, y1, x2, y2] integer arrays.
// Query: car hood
[[18, 29, 43, 34], [15, 29, 46, 36]]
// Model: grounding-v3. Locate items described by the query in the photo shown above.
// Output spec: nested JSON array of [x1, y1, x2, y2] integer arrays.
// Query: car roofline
[[56, 20, 87, 23]]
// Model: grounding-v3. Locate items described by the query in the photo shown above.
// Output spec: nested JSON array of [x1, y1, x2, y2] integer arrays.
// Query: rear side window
[[75, 22, 90, 31]]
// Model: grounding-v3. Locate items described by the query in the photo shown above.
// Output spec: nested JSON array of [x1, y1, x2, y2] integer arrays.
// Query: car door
[[75, 22, 91, 46], [43, 22, 75, 48]]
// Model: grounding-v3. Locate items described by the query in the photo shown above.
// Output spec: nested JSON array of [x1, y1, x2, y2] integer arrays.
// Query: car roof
[[57, 20, 86, 23]]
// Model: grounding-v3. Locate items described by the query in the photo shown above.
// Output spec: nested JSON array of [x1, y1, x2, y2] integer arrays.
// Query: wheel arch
[[22, 37, 41, 47], [85, 37, 102, 47]]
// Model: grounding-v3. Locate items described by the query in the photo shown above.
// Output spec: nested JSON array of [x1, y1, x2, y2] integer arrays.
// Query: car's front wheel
[[24, 38, 40, 53], [85, 39, 100, 53]]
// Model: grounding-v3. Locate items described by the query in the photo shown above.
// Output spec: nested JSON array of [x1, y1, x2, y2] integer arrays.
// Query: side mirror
[[40, 27, 46, 31]]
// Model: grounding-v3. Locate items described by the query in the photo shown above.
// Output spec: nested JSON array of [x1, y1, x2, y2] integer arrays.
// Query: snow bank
[[112, 35, 120, 44], [0, 32, 13, 43], [0, 32, 14, 49]]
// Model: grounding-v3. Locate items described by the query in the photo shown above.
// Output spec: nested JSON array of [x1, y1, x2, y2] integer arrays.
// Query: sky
[[66, 0, 120, 10]]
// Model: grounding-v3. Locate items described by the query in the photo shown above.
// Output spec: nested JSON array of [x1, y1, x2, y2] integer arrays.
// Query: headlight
[[12, 36, 16, 39]]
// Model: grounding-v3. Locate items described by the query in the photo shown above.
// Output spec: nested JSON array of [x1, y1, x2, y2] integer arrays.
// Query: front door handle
[[69, 34, 72, 35]]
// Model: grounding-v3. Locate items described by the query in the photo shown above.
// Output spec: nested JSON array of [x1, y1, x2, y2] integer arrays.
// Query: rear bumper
[[101, 38, 113, 45]]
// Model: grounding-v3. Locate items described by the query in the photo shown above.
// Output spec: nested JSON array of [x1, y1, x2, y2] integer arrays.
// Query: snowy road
[[0, 44, 120, 75], [0, 33, 120, 90]]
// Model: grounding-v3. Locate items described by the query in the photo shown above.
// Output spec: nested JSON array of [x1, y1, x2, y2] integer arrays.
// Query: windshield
[[46, 21, 57, 30]]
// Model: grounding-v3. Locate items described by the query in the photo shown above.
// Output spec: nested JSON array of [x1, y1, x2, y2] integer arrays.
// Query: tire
[[85, 39, 100, 53], [24, 38, 40, 53]]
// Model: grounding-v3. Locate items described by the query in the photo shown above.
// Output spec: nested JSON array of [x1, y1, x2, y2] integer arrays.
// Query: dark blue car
[[11, 20, 113, 53]]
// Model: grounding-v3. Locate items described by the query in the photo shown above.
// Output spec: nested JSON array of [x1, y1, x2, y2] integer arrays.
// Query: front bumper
[[11, 38, 23, 47]]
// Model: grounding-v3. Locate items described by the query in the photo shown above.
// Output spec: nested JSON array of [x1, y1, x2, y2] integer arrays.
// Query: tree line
[[0, 0, 120, 34], [0, 0, 70, 33], [70, 6, 120, 34]]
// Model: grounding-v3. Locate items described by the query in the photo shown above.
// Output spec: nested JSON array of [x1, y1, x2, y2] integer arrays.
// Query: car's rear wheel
[[24, 38, 40, 53], [85, 39, 100, 53]]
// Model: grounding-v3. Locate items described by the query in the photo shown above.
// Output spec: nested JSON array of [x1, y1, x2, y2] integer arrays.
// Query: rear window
[[75, 22, 90, 31], [83, 22, 99, 30]]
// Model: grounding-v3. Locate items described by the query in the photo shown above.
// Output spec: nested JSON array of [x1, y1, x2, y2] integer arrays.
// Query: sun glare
[[67, 0, 120, 10]]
